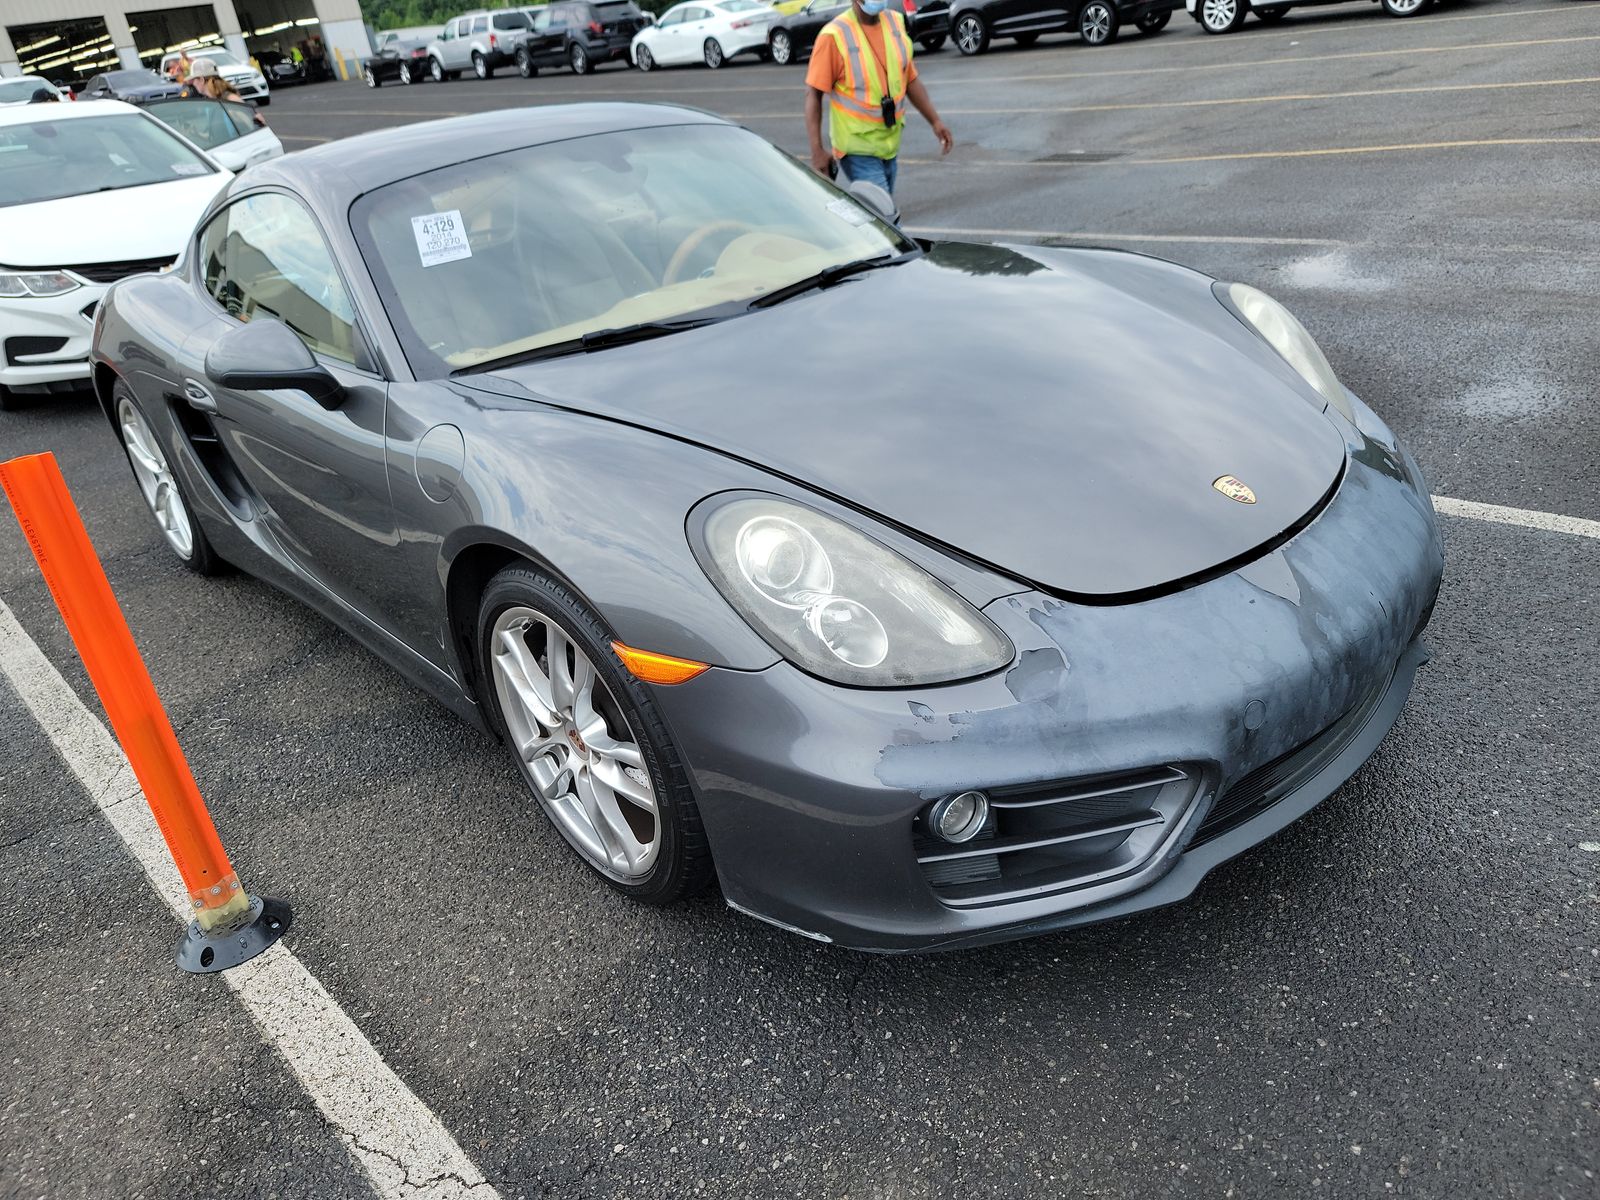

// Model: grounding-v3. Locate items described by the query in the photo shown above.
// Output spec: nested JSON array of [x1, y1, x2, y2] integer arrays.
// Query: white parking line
[[0, 599, 501, 1200], [1431, 495, 1600, 540]]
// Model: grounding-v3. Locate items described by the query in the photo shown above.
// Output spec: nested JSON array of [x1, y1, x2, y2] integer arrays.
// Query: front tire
[[1199, 0, 1247, 32], [399, 61, 415, 83], [1381, 0, 1426, 15], [114, 385, 221, 575], [1078, 0, 1120, 43], [953, 11, 989, 54], [704, 37, 724, 68], [429, 56, 445, 82], [364, 64, 379, 87], [769, 29, 793, 65], [473, 51, 493, 79], [635, 43, 656, 71], [477, 565, 713, 905], [569, 42, 592, 73], [518, 46, 539, 76]]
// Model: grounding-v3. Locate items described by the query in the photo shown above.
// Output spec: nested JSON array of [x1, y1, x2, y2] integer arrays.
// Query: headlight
[[0, 270, 80, 298], [1216, 281, 1353, 422], [694, 496, 1013, 687]]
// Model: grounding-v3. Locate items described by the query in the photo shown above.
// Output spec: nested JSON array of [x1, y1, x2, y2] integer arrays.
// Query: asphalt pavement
[[2, 1, 1598, 1196]]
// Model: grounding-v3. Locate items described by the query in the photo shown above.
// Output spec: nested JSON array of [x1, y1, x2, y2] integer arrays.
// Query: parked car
[[767, 0, 947, 65], [515, 0, 650, 74], [141, 97, 284, 171], [949, 0, 1177, 52], [364, 32, 436, 85], [0, 75, 67, 105], [0, 99, 229, 410], [427, 9, 534, 79], [255, 49, 311, 87], [159, 47, 272, 104], [90, 104, 1442, 951], [79, 69, 184, 104], [1188, 0, 1427, 34], [632, 0, 778, 70]]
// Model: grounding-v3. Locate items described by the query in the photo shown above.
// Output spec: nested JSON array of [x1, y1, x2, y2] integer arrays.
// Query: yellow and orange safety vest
[[820, 8, 913, 161]]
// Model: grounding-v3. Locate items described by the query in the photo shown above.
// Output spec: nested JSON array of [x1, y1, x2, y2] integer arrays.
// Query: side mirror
[[205, 318, 343, 408], [846, 179, 900, 226]]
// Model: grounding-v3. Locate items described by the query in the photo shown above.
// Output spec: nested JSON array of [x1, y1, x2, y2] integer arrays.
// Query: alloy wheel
[[955, 14, 984, 54], [1383, 0, 1425, 13], [771, 30, 791, 65], [489, 606, 660, 881], [473, 52, 487, 78], [399, 62, 414, 83], [1081, 1, 1113, 42], [364, 65, 377, 86], [118, 398, 194, 561], [704, 38, 723, 68], [1201, 0, 1238, 30], [430, 57, 444, 81], [570, 44, 589, 72], [636, 44, 655, 70]]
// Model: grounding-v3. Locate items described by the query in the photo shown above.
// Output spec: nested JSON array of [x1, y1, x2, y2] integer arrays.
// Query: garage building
[[0, 0, 371, 85]]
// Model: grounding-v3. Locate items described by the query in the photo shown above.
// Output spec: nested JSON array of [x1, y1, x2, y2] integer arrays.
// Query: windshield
[[0, 113, 217, 208], [142, 98, 256, 148], [717, 0, 766, 9], [353, 123, 911, 376], [187, 49, 241, 67], [0, 78, 56, 103]]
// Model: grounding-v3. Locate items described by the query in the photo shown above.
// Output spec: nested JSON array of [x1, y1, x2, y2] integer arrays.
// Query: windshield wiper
[[455, 315, 728, 374], [748, 252, 911, 310]]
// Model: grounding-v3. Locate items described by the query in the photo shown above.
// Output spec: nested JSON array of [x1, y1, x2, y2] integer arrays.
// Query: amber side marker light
[[612, 641, 710, 685]]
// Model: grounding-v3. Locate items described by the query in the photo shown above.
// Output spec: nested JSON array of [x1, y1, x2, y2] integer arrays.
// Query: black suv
[[948, 0, 1178, 52], [516, 1, 650, 74]]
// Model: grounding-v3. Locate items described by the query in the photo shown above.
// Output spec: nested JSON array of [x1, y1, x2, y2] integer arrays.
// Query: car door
[[674, 5, 713, 60], [648, 5, 685, 59], [447, 17, 475, 69], [187, 191, 398, 620]]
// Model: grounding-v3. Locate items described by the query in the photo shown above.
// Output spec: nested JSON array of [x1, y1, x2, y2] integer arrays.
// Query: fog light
[[927, 791, 988, 843]]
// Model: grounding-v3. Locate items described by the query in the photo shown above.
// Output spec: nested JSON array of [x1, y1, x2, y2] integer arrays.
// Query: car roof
[[240, 102, 729, 215], [0, 97, 142, 128]]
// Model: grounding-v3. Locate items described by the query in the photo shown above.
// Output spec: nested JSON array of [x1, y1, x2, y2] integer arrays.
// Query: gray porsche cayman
[[90, 104, 1442, 952]]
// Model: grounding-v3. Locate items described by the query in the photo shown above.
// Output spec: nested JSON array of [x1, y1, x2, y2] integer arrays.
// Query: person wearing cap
[[179, 58, 242, 102], [803, 0, 952, 197]]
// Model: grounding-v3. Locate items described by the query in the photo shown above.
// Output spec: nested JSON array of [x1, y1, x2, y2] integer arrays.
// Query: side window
[[456, 17, 473, 36], [531, 9, 551, 29], [472, 15, 488, 31], [658, 6, 681, 23], [202, 193, 360, 364]]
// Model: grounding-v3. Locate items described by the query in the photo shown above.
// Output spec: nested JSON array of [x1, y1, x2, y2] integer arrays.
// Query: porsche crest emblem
[[1212, 475, 1257, 505]]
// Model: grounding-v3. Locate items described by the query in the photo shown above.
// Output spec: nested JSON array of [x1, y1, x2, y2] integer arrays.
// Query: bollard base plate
[[176, 895, 292, 974]]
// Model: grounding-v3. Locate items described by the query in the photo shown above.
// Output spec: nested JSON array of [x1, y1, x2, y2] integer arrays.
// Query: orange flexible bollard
[[1, 452, 288, 972]]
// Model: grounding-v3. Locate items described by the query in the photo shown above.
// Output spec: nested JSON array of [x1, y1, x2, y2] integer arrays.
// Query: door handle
[[183, 378, 218, 413]]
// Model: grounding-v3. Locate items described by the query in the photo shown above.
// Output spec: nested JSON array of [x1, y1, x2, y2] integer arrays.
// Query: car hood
[[0, 173, 229, 268], [486, 242, 1350, 599]]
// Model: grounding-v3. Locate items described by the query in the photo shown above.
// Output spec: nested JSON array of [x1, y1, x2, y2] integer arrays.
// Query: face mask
[[859, 0, 887, 14]]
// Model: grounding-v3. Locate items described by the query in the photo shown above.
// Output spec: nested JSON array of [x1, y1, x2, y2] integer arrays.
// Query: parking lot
[[2, 0, 1598, 1195]]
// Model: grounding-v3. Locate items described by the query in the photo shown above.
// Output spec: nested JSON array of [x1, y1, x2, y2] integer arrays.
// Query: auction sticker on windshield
[[411, 210, 471, 268]]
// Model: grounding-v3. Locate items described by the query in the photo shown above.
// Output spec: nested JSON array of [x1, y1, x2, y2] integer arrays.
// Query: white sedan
[[0, 75, 67, 105], [631, 0, 778, 69], [0, 100, 231, 410]]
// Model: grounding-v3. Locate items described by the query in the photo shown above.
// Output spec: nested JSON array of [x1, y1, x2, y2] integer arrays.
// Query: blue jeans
[[839, 153, 899, 196]]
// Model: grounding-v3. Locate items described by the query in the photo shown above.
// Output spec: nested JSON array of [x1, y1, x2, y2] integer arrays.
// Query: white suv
[[160, 47, 272, 104], [427, 9, 535, 79]]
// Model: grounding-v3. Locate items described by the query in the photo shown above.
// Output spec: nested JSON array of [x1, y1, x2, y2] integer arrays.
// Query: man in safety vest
[[803, 0, 953, 196]]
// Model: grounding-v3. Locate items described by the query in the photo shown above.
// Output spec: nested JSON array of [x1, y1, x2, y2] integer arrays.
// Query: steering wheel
[[663, 220, 755, 286]]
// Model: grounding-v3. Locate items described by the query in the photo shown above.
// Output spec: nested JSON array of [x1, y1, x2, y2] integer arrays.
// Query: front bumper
[[228, 74, 269, 101], [0, 287, 107, 391], [651, 396, 1444, 952], [910, 6, 952, 40]]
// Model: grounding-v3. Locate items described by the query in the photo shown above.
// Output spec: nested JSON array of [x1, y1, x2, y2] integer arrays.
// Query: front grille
[[5, 336, 70, 365], [65, 257, 174, 284], [915, 764, 1201, 906], [1193, 679, 1390, 846]]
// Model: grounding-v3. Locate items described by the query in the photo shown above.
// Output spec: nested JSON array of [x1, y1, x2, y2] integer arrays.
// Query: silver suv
[[426, 8, 534, 80]]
